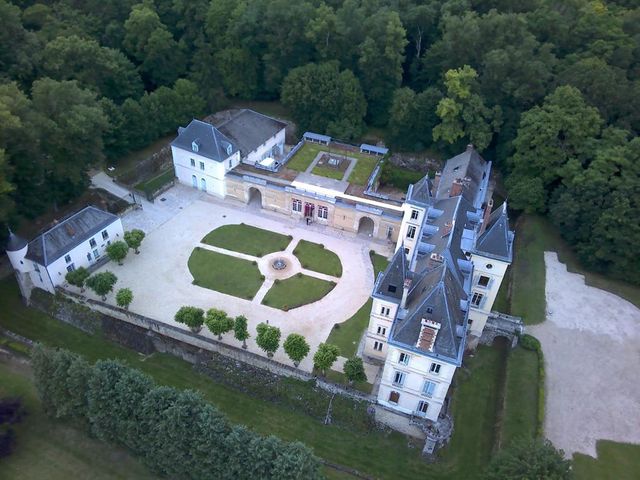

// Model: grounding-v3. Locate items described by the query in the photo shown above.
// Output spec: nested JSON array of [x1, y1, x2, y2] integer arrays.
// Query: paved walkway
[[528, 252, 640, 457], [88, 188, 394, 373], [305, 151, 358, 182]]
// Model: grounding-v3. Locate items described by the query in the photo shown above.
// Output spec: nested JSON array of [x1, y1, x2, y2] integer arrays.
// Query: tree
[[313, 343, 340, 376], [174, 306, 205, 333], [433, 66, 502, 151], [281, 62, 366, 139], [483, 438, 571, 480], [343, 356, 367, 385], [106, 240, 129, 265], [387, 87, 442, 151], [115, 288, 133, 310], [65, 266, 90, 292], [205, 308, 233, 340], [86, 271, 117, 300], [124, 229, 145, 254], [255, 323, 281, 358], [283, 333, 310, 367], [233, 315, 250, 349]]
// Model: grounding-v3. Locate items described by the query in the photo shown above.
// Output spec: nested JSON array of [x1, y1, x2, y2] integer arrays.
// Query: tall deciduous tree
[[174, 306, 204, 333], [433, 65, 502, 151], [283, 333, 310, 367], [65, 266, 90, 292], [86, 271, 118, 300], [115, 288, 133, 310], [256, 322, 281, 358], [233, 315, 250, 349], [483, 438, 571, 480], [313, 343, 340, 376], [205, 308, 233, 340], [343, 356, 367, 385], [124, 229, 145, 254], [106, 240, 129, 265], [282, 62, 366, 140]]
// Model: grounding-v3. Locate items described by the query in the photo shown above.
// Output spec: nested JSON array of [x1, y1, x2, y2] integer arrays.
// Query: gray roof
[[6, 230, 27, 252], [390, 254, 468, 363], [25, 206, 119, 266], [360, 144, 388, 155], [473, 202, 514, 262], [217, 109, 286, 158], [435, 145, 491, 208], [374, 247, 408, 301], [171, 119, 237, 162], [406, 175, 433, 206], [303, 132, 331, 143]]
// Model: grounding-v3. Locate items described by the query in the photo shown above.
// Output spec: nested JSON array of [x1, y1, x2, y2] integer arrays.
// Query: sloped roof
[[6, 230, 27, 252], [217, 109, 286, 158], [304, 132, 331, 143], [374, 247, 408, 301], [25, 206, 119, 266], [473, 202, 513, 262], [435, 145, 491, 208], [391, 255, 468, 363], [171, 119, 237, 162], [406, 175, 433, 206]]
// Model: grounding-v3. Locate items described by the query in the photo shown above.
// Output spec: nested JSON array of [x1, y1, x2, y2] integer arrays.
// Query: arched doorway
[[358, 216, 375, 237], [248, 187, 263, 209]]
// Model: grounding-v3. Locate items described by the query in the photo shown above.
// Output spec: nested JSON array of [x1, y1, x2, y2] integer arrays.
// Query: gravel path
[[528, 252, 640, 457]]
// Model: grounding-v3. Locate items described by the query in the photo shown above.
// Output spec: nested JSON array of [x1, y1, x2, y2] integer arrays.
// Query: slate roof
[[6, 230, 27, 252], [25, 206, 119, 266], [406, 175, 433, 206], [473, 202, 514, 262], [390, 254, 468, 363], [217, 109, 286, 158], [171, 119, 237, 162], [374, 247, 408, 301], [360, 144, 388, 155], [435, 145, 491, 208], [303, 132, 331, 143]]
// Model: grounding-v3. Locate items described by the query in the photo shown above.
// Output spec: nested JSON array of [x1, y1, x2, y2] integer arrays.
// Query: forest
[[0, 0, 638, 282]]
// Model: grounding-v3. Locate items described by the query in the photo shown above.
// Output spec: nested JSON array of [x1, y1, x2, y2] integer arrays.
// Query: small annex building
[[6, 206, 123, 295]]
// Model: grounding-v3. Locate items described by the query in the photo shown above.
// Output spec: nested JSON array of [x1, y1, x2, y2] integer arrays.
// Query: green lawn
[[326, 299, 372, 358], [201, 224, 291, 257], [573, 441, 640, 480], [324, 369, 373, 394], [0, 360, 156, 480], [134, 167, 174, 195], [294, 240, 343, 277], [312, 161, 347, 180], [188, 247, 263, 299], [262, 274, 335, 310], [287, 142, 380, 186], [0, 277, 510, 479], [500, 346, 539, 446], [370, 251, 390, 278]]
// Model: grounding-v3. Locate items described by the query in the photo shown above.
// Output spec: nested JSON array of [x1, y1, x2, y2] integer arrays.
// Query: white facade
[[172, 145, 241, 198], [243, 128, 286, 166], [8, 218, 124, 294], [397, 203, 426, 262], [467, 254, 510, 336], [363, 296, 399, 359], [377, 345, 455, 421]]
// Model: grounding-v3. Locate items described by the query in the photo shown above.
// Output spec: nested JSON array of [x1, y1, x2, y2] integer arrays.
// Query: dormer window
[[226, 143, 232, 155], [192, 140, 200, 152], [388, 284, 397, 293]]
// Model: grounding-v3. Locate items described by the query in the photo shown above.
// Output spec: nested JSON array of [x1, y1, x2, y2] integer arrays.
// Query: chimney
[[466, 143, 474, 151], [432, 171, 441, 196], [479, 198, 494, 235], [417, 318, 441, 352], [400, 278, 412, 309]]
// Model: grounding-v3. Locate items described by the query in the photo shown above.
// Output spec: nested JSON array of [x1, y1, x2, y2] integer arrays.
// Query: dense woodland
[[0, 0, 638, 282]]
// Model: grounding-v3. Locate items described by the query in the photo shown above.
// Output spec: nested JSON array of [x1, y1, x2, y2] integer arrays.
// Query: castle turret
[[5, 229, 29, 273]]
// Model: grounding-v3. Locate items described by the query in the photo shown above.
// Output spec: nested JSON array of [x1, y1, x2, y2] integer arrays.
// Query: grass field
[[573, 441, 640, 480], [201, 224, 291, 257], [370, 251, 390, 278], [312, 161, 347, 180], [0, 360, 156, 480], [0, 277, 509, 479], [499, 346, 539, 446], [324, 369, 373, 394], [286, 142, 327, 172], [294, 240, 343, 277], [261, 274, 335, 310], [326, 300, 372, 358], [134, 168, 174, 195], [188, 247, 263, 299]]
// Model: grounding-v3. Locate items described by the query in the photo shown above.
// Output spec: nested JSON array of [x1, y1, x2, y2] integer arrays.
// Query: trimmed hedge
[[519, 334, 545, 437], [31, 345, 322, 480]]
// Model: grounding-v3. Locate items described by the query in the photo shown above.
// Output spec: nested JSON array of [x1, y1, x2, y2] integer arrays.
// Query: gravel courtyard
[[91, 186, 392, 376], [528, 252, 640, 457]]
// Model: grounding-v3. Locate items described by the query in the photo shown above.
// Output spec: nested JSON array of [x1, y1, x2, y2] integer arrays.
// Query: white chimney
[[400, 278, 412, 309]]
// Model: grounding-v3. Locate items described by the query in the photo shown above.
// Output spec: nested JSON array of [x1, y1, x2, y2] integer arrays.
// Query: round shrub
[[520, 334, 541, 351]]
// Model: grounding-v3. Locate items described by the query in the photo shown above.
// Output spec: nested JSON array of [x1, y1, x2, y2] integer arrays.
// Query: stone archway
[[358, 216, 375, 237], [248, 187, 263, 209]]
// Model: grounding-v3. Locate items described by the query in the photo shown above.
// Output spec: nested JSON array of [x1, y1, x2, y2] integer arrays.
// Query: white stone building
[[5, 206, 123, 294], [364, 145, 514, 422]]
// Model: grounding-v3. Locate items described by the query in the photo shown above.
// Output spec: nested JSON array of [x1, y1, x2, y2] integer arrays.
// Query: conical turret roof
[[6, 230, 27, 252]]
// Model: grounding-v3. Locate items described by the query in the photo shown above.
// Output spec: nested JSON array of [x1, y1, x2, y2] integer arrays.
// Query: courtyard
[[90, 185, 393, 374]]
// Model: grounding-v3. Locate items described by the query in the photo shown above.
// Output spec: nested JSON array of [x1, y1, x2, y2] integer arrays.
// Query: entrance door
[[191, 175, 197, 188], [304, 202, 315, 217], [200, 177, 207, 191]]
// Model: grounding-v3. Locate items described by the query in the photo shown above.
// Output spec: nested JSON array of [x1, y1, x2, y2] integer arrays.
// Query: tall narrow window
[[430, 363, 441, 375], [318, 205, 328, 219], [199, 161, 205, 171], [417, 400, 429, 415], [398, 353, 410, 366], [101, 230, 109, 240], [406, 225, 416, 239], [471, 292, 484, 307], [388, 391, 400, 404], [373, 341, 383, 351], [292, 198, 302, 212], [422, 380, 436, 397], [190, 158, 195, 167], [410, 209, 419, 220], [377, 326, 386, 336]]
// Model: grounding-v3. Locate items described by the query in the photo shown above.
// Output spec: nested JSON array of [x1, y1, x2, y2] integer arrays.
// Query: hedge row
[[519, 334, 545, 437], [31, 345, 322, 480]]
